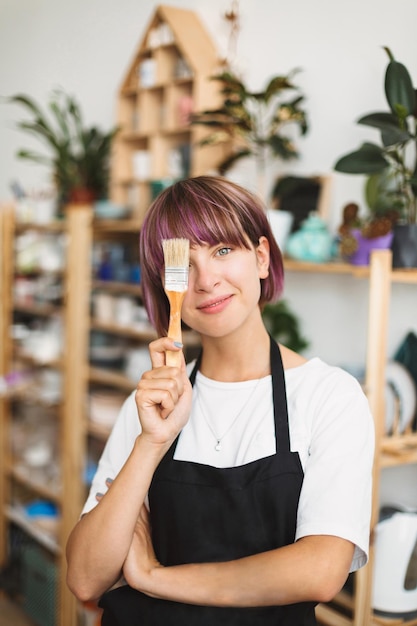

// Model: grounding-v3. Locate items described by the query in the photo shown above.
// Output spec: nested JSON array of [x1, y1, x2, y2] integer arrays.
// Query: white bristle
[[162, 238, 190, 292]]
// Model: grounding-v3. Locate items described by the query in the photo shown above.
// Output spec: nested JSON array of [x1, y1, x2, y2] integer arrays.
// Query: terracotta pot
[[68, 187, 96, 204], [391, 224, 417, 268]]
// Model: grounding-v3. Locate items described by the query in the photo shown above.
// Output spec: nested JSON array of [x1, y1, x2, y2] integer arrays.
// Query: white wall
[[1, 0, 417, 355]]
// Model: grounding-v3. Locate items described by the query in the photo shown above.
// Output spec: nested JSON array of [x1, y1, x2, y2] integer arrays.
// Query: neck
[[199, 325, 271, 382]]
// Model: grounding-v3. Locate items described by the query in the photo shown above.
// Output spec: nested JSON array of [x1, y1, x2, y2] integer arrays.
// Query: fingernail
[[173, 341, 183, 348], [106, 477, 113, 483], [96, 492, 104, 498]]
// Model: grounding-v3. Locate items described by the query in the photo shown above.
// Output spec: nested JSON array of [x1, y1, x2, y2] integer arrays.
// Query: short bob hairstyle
[[139, 176, 284, 337]]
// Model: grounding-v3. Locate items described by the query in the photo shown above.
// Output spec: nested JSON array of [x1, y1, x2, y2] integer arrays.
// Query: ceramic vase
[[391, 224, 417, 268], [266, 209, 294, 253]]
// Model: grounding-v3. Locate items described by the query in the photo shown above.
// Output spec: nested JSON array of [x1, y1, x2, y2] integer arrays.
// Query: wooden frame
[[270, 174, 332, 232]]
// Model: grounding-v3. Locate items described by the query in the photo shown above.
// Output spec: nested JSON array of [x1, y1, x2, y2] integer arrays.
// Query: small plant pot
[[391, 224, 417, 268], [348, 229, 393, 266], [68, 187, 96, 205]]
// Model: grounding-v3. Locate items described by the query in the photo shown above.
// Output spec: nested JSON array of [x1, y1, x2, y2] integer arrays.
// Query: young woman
[[66, 176, 374, 625]]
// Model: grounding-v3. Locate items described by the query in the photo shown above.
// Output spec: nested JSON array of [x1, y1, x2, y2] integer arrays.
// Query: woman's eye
[[217, 246, 232, 257]]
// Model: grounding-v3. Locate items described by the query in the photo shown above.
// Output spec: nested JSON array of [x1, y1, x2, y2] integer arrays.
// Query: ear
[[256, 236, 270, 279]]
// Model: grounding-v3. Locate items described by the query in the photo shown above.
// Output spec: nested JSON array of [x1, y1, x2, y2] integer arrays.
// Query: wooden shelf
[[5, 505, 60, 554], [284, 256, 417, 283], [8, 464, 61, 504], [92, 280, 142, 296], [90, 319, 156, 339], [284, 257, 371, 276], [13, 300, 62, 317], [93, 218, 143, 233], [110, 5, 228, 220], [14, 220, 66, 234], [380, 433, 417, 467], [88, 366, 136, 391], [87, 420, 112, 442]]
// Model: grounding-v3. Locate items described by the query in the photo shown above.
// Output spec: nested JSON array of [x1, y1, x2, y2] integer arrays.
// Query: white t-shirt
[[82, 357, 374, 573]]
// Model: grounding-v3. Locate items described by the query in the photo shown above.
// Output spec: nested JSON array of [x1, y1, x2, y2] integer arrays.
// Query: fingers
[[148, 337, 184, 369], [95, 477, 113, 502], [135, 379, 181, 420], [136, 350, 186, 420]]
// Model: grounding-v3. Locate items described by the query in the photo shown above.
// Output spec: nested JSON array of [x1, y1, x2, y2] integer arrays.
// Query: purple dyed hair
[[139, 176, 284, 336]]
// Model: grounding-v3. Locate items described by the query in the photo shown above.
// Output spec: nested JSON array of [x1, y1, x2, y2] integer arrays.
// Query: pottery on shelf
[[285, 213, 334, 263], [391, 223, 417, 268], [347, 229, 393, 266]]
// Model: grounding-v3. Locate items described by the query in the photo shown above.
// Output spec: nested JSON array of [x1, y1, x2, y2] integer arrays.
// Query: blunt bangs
[[139, 176, 284, 336]]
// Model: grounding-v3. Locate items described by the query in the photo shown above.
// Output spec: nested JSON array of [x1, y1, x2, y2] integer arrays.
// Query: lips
[[197, 294, 233, 313]]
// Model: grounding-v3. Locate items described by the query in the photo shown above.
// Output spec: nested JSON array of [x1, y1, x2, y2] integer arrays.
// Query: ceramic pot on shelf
[[347, 229, 394, 266], [266, 209, 294, 253], [285, 213, 334, 263], [391, 224, 417, 268]]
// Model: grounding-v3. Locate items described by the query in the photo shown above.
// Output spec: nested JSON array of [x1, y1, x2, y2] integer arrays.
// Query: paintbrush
[[162, 238, 190, 367]]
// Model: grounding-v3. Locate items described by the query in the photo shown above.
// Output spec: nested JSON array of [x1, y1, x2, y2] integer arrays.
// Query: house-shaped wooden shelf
[[110, 4, 226, 221]]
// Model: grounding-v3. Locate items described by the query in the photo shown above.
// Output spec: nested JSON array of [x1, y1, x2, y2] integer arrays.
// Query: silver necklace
[[196, 373, 267, 452]]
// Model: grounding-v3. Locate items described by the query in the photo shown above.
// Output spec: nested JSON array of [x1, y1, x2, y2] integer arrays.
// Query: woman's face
[[181, 236, 270, 339]]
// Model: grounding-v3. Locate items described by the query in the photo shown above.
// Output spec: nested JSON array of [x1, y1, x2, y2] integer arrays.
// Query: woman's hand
[[123, 505, 161, 594], [135, 337, 193, 447]]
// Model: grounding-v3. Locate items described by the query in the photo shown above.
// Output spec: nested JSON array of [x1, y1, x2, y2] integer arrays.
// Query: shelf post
[[355, 249, 392, 625], [0, 204, 15, 571], [59, 204, 93, 626]]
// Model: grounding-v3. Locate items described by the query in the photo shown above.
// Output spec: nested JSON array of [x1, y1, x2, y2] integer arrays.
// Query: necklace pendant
[[215, 440, 222, 452]]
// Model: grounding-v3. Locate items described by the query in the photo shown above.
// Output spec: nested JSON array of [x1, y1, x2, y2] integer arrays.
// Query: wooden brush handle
[[166, 290, 186, 367]]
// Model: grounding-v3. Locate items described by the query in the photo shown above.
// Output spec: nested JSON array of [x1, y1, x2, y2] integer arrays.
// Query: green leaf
[[334, 142, 389, 174], [268, 134, 298, 160], [216, 149, 252, 175], [358, 112, 411, 143], [385, 59, 416, 118], [16, 149, 51, 166], [410, 162, 417, 197], [262, 300, 309, 353]]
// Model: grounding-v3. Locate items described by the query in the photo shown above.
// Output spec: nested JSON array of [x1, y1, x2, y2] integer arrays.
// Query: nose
[[191, 261, 220, 292]]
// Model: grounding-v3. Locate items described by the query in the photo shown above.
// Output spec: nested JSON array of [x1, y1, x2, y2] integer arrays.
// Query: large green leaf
[[334, 142, 389, 174], [384, 56, 416, 118], [358, 112, 411, 143]]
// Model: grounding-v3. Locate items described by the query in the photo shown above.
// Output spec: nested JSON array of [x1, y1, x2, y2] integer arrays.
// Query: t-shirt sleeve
[[294, 368, 375, 572], [81, 391, 140, 516]]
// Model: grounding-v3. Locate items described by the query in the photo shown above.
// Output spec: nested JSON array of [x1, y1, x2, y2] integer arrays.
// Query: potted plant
[[337, 197, 397, 266], [334, 47, 417, 267], [7, 89, 119, 210], [191, 69, 308, 199], [262, 299, 309, 353]]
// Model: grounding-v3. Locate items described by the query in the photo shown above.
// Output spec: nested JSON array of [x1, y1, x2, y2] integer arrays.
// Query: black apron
[[99, 337, 317, 625]]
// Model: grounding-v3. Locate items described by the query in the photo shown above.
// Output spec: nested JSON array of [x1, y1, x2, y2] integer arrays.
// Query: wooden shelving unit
[[0, 205, 92, 626], [110, 4, 227, 221], [285, 250, 417, 626]]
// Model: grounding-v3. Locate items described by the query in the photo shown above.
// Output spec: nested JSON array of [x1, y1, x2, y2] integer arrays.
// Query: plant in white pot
[[334, 47, 417, 267], [191, 69, 308, 198], [191, 69, 308, 250]]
